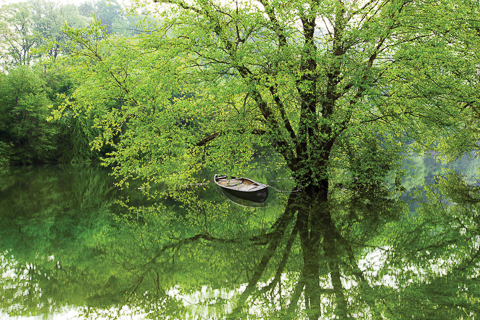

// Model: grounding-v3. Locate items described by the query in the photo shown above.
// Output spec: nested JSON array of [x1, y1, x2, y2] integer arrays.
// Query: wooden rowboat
[[214, 174, 269, 203]]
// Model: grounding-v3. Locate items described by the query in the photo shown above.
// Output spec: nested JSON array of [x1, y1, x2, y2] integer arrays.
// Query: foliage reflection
[[1, 163, 479, 319]]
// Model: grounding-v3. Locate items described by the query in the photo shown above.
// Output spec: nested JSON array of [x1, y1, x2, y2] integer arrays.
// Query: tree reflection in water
[[1, 165, 479, 319]]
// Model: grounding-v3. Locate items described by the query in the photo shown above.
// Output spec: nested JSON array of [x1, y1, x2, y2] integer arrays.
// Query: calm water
[[1, 155, 480, 319]]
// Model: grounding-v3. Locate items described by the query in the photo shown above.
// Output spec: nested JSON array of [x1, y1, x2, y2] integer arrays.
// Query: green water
[[1, 155, 480, 319]]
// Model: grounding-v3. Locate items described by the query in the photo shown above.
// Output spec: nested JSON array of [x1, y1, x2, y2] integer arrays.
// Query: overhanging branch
[[195, 129, 266, 146]]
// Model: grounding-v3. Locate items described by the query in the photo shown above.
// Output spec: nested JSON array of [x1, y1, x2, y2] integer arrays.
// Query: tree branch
[[195, 129, 266, 146]]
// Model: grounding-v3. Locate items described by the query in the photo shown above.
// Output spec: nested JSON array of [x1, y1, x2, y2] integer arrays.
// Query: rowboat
[[214, 174, 269, 203]]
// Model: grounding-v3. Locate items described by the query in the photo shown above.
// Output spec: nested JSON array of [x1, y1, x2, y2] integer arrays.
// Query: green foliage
[[0, 0, 104, 165], [0, 0, 89, 69], [0, 64, 101, 165], [387, 0, 480, 159], [0, 66, 59, 164], [50, 0, 480, 200]]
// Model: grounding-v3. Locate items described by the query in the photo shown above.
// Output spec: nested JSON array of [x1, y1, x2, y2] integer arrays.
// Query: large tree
[[55, 0, 468, 198]]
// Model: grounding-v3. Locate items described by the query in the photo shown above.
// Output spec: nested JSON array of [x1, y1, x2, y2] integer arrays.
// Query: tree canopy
[[52, 0, 478, 200]]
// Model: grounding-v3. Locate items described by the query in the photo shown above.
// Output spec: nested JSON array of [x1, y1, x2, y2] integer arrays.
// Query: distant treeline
[[0, 64, 104, 166], [0, 0, 143, 166]]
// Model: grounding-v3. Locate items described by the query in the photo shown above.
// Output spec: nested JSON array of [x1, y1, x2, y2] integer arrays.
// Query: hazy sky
[[1, 0, 132, 6]]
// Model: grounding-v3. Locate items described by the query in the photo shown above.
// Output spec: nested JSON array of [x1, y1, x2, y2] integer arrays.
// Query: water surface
[[1, 156, 480, 319]]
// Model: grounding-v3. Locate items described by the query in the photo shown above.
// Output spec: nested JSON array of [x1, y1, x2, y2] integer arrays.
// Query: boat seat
[[217, 178, 259, 190], [236, 184, 259, 191]]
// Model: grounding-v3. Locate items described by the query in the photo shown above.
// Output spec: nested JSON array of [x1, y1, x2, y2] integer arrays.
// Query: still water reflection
[[1, 156, 480, 319]]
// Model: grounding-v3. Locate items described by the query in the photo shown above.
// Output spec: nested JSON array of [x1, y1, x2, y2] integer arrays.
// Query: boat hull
[[221, 185, 269, 203], [218, 188, 270, 207]]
